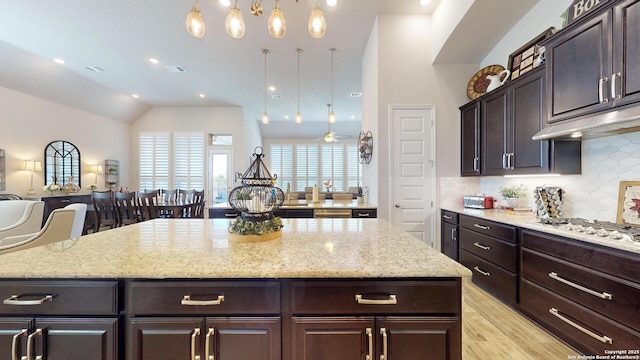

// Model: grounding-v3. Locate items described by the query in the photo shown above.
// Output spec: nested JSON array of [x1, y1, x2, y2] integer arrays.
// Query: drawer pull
[[548, 272, 612, 300], [443, 215, 453, 220], [191, 328, 201, 360], [224, 213, 237, 217], [355, 294, 397, 305], [365, 328, 373, 360], [357, 213, 370, 217], [473, 242, 490, 251], [12, 328, 28, 360], [473, 266, 490, 277], [205, 328, 215, 360], [26, 328, 42, 360], [549, 308, 613, 344], [473, 224, 490, 230], [181, 295, 225, 306], [380, 327, 388, 360], [3, 294, 53, 306]]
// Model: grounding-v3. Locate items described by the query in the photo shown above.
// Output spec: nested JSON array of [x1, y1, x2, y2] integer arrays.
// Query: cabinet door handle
[[3, 295, 53, 306], [451, 228, 457, 241], [473, 223, 490, 230], [473, 157, 479, 172], [473, 266, 490, 277], [11, 328, 28, 360], [365, 328, 373, 360], [181, 295, 225, 306], [380, 327, 388, 360], [549, 308, 612, 344], [355, 294, 397, 305], [548, 272, 612, 300], [599, 77, 609, 103], [509, 153, 514, 170], [26, 328, 42, 360], [502, 153, 507, 170], [611, 72, 621, 100], [443, 215, 453, 220], [473, 242, 490, 251], [205, 328, 215, 360], [191, 328, 201, 360]]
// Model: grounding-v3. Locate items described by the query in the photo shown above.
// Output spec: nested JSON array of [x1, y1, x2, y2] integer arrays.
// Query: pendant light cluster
[[186, 0, 331, 39]]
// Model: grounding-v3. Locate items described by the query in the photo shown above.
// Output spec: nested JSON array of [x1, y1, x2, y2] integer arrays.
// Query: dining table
[[155, 199, 196, 218]]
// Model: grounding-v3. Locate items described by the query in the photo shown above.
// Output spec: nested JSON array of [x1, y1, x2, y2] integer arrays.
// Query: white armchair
[[0, 203, 87, 254], [0, 200, 44, 240]]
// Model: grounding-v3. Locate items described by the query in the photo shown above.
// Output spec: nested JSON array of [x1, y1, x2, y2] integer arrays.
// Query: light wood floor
[[462, 279, 581, 359]]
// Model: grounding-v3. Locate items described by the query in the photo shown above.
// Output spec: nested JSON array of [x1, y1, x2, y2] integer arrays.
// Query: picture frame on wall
[[507, 27, 556, 81], [0, 148, 6, 191], [617, 181, 640, 226]]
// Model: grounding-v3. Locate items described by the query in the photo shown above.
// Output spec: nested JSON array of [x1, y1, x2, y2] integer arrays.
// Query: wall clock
[[466, 64, 506, 100]]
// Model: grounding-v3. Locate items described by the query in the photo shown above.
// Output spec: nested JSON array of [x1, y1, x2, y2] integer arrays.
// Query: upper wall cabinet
[[545, 0, 640, 123], [460, 67, 582, 177], [460, 102, 481, 176]]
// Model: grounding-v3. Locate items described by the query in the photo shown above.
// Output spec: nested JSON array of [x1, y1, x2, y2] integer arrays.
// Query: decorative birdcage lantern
[[228, 146, 285, 222]]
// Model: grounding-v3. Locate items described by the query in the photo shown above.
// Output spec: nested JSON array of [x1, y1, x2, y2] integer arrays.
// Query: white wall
[[130, 106, 253, 189], [0, 86, 130, 196]]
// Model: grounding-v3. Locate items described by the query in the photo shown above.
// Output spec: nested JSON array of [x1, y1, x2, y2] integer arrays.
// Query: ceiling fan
[[313, 104, 351, 143]]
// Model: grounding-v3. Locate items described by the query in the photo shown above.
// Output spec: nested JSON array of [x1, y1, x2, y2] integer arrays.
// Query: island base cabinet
[[129, 316, 281, 360], [0, 317, 118, 360], [292, 316, 461, 360]]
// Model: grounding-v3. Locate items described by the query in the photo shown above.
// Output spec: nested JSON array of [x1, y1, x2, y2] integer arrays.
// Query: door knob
[[394, 204, 400, 208]]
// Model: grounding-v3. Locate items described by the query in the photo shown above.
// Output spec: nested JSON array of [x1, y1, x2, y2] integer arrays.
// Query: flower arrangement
[[42, 184, 61, 192], [229, 216, 283, 236], [498, 184, 527, 199]]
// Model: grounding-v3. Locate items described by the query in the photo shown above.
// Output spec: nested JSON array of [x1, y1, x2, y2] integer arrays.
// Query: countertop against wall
[[441, 205, 640, 255]]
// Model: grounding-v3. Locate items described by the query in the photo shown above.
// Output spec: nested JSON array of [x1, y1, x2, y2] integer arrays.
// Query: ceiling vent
[[165, 65, 186, 73], [271, 94, 283, 100], [350, 92, 362, 97], [83, 66, 105, 72]]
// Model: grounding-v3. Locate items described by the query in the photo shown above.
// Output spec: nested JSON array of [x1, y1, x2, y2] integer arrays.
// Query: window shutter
[[139, 132, 170, 191], [173, 132, 205, 190]]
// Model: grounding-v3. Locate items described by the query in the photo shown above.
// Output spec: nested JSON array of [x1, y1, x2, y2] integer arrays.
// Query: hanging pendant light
[[186, 0, 206, 39], [295, 48, 303, 124], [329, 48, 336, 123], [262, 49, 270, 125], [268, 0, 286, 39], [226, 0, 246, 39], [308, 0, 326, 39]]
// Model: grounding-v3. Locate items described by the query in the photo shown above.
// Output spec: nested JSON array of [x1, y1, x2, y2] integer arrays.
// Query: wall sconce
[[23, 160, 42, 196]]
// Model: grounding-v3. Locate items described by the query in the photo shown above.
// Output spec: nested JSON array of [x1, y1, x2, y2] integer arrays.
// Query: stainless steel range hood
[[532, 106, 640, 140]]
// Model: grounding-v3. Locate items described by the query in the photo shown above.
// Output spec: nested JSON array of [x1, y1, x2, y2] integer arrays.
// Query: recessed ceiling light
[[219, 0, 231, 7], [327, 0, 337, 6], [420, 0, 431, 5], [284, 115, 289, 119], [269, 86, 276, 92], [131, 94, 139, 98], [53, 58, 65, 64], [149, 58, 159, 64], [199, 93, 205, 98], [350, 115, 356, 119]]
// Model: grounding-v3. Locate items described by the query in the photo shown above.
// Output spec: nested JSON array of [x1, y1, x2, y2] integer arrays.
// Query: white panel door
[[391, 106, 435, 245]]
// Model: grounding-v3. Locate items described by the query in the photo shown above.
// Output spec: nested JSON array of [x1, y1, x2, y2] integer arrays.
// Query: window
[[139, 132, 204, 191], [269, 143, 361, 192]]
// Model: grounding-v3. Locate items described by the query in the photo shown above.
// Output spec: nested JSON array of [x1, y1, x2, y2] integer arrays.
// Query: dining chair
[[158, 189, 178, 217], [137, 191, 159, 221], [114, 191, 140, 226], [190, 190, 206, 218], [91, 190, 118, 232], [178, 189, 195, 202], [332, 193, 353, 201]]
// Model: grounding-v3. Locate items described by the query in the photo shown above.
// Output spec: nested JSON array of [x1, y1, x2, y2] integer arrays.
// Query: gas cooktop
[[540, 217, 640, 245]]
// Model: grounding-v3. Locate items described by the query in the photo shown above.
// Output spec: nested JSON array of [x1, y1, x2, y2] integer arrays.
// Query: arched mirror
[[44, 140, 81, 187]]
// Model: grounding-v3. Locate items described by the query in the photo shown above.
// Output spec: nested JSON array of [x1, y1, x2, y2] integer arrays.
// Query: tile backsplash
[[441, 132, 640, 222]]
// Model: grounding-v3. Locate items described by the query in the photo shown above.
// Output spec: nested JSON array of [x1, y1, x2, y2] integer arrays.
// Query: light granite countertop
[[0, 218, 471, 279], [441, 205, 640, 255]]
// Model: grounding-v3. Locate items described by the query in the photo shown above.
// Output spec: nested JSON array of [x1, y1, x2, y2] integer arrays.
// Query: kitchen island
[[0, 218, 470, 360]]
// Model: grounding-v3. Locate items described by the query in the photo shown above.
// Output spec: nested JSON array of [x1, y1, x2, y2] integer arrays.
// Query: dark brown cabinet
[[481, 86, 509, 175], [0, 280, 119, 360], [458, 214, 519, 304], [546, 0, 640, 122], [130, 317, 281, 360], [520, 229, 640, 355], [41, 193, 94, 232], [460, 101, 481, 176], [288, 279, 462, 360], [441, 210, 458, 261]]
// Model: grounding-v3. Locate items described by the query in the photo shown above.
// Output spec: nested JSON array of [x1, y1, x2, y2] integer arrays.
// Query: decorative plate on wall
[[466, 64, 506, 100]]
